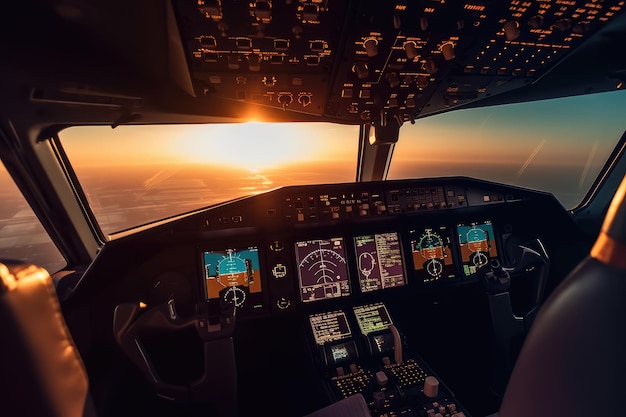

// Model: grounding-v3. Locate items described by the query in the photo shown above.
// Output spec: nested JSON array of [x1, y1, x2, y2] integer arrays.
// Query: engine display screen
[[295, 237, 350, 303], [353, 302, 393, 336], [410, 226, 456, 283], [203, 246, 263, 312], [309, 310, 352, 346], [353, 232, 406, 292], [457, 220, 499, 276]]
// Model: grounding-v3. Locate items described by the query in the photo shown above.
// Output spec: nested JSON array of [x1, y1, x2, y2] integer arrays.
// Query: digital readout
[[309, 310, 352, 346], [410, 226, 456, 283], [354, 232, 406, 292], [353, 302, 393, 336], [295, 238, 350, 303], [457, 220, 499, 276], [203, 247, 262, 310]]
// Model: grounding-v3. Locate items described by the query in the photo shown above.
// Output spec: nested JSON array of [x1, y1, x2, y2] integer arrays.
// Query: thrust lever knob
[[424, 375, 439, 398]]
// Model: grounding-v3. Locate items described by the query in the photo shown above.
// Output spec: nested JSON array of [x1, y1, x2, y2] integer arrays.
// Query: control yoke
[[112, 300, 237, 417]]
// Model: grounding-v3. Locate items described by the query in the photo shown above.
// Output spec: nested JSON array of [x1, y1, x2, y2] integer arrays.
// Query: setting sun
[[174, 122, 345, 172], [61, 122, 358, 173]]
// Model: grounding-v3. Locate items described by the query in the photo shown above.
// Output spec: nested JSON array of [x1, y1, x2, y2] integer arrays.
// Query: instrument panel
[[138, 177, 575, 320], [89, 176, 579, 417], [200, 215, 500, 317]]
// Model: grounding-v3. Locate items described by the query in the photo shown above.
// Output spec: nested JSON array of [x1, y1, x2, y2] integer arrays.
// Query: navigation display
[[410, 226, 456, 283], [457, 220, 499, 276], [353, 302, 393, 336], [203, 246, 263, 311], [309, 310, 352, 346], [295, 237, 350, 303], [353, 232, 406, 292]]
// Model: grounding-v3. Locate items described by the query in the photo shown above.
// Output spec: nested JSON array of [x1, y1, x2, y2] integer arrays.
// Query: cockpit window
[[60, 90, 626, 236], [0, 160, 66, 273], [389, 90, 626, 209], [60, 122, 359, 235]]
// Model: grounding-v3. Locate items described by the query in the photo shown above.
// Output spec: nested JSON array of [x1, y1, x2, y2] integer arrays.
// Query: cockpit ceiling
[[3, 0, 626, 125], [177, 0, 626, 123]]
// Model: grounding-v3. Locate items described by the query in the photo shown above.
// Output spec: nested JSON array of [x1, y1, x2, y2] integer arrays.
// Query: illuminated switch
[[306, 55, 320, 66], [310, 40, 325, 52], [236, 38, 252, 50], [297, 212, 305, 222], [271, 264, 287, 279], [199, 1, 221, 16], [274, 39, 289, 50], [341, 89, 353, 98], [200, 36, 217, 48], [359, 89, 371, 99]]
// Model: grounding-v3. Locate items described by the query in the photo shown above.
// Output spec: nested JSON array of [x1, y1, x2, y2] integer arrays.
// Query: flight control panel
[[182, 177, 569, 321], [307, 301, 470, 417], [103, 177, 573, 417]]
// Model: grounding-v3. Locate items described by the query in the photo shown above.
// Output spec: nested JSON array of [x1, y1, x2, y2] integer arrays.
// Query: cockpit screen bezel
[[409, 225, 457, 283], [295, 237, 351, 303], [353, 231, 407, 293], [201, 245, 265, 314], [456, 220, 500, 276], [308, 309, 353, 346]]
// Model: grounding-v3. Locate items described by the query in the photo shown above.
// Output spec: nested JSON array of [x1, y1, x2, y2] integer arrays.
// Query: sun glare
[[174, 122, 350, 172]]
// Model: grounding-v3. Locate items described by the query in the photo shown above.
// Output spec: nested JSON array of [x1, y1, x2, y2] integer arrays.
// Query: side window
[[0, 160, 66, 273]]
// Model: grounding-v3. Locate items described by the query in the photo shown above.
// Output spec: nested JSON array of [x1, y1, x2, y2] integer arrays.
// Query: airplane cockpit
[[1, 1, 626, 417]]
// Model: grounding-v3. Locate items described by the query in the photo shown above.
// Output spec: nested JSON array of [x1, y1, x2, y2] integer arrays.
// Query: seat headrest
[[591, 174, 626, 269], [0, 261, 90, 417]]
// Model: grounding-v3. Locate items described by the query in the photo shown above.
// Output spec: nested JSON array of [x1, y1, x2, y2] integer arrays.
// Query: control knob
[[424, 375, 439, 398]]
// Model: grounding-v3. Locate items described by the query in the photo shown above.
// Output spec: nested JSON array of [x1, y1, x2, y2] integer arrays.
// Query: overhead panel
[[174, 0, 625, 123]]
